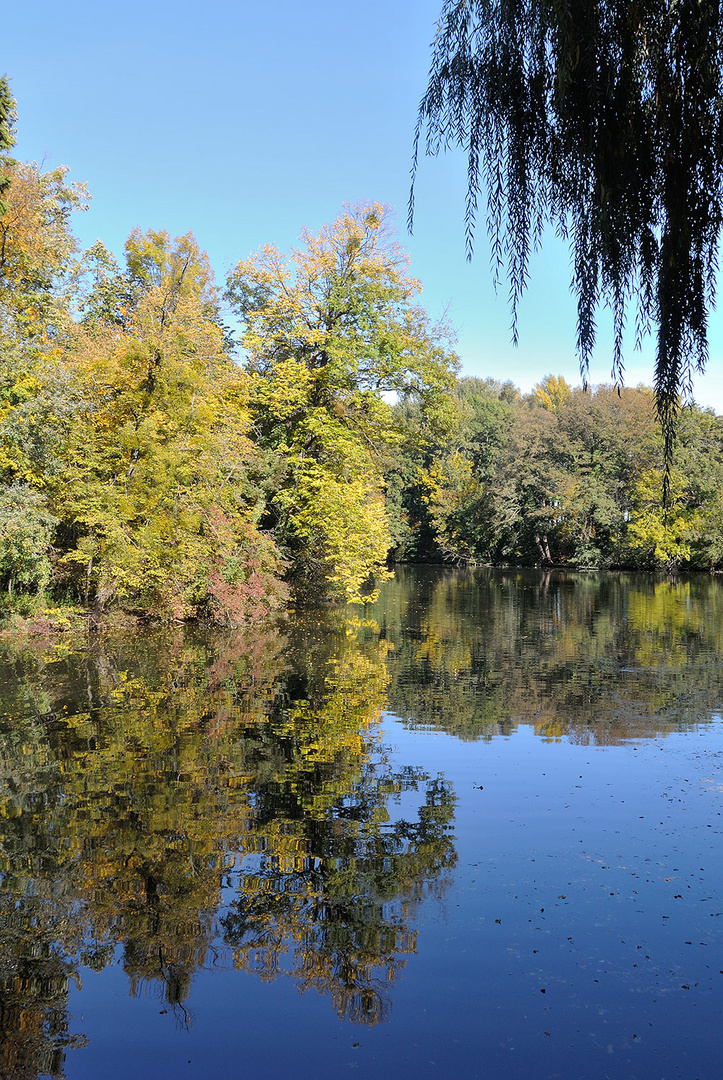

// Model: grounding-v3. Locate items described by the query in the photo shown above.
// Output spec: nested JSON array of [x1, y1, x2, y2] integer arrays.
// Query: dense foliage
[[2, 80, 723, 626], [390, 375, 723, 571], [0, 90, 457, 620], [226, 203, 456, 602]]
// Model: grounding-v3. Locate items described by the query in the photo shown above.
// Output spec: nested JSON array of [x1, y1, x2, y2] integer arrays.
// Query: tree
[[0, 484, 57, 597], [533, 375, 572, 414], [0, 159, 88, 338], [0, 75, 16, 216], [626, 404, 723, 570], [388, 377, 516, 563], [226, 202, 457, 602], [411, 0, 723, 474], [54, 229, 286, 622]]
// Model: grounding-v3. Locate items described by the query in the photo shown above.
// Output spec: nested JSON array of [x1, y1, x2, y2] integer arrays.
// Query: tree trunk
[[534, 532, 553, 567]]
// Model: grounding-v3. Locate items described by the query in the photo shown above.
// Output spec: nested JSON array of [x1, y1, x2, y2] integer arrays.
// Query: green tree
[[389, 378, 670, 569], [412, 0, 723, 470], [388, 378, 516, 563], [0, 484, 57, 598], [0, 75, 16, 216], [625, 404, 723, 570]]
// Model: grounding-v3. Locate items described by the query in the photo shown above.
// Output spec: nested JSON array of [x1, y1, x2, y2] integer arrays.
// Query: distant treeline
[[390, 374, 723, 572], [0, 82, 721, 624]]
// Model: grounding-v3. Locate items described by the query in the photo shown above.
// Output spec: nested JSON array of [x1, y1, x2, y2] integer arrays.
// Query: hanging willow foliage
[[410, 0, 723, 479]]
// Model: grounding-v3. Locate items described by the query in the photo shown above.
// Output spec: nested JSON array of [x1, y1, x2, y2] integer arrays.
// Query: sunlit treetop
[[411, 0, 723, 478]]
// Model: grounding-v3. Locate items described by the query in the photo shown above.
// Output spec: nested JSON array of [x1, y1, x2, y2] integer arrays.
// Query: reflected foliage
[[4, 567, 720, 1075], [0, 613, 456, 1076], [371, 566, 723, 743], [222, 772, 453, 1024]]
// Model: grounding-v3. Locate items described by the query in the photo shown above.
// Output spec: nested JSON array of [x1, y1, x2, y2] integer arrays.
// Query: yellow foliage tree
[[532, 374, 573, 413], [0, 159, 88, 339], [226, 203, 457, 602], [53, 232, 285, 621]]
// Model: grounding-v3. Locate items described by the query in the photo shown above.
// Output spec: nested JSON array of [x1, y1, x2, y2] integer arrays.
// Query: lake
[[1, 567, 722, 1079]]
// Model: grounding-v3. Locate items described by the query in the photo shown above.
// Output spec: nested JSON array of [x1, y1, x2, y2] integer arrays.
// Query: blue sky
[[5, 0, 723, 409]]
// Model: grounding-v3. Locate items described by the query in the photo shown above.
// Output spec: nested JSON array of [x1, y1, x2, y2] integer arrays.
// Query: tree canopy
[[226, 203, 457, 602], [411, 0, 723, 471], [388, 376, 723, 573], [6, 76, 723, 623]]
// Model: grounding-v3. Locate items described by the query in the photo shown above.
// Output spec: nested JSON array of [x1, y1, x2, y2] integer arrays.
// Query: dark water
[[1, 568, 723, 1079]]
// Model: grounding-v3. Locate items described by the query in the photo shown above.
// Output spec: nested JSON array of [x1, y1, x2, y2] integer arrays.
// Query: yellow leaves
[[227, 203, 423, 376], [283, 459, 393, 603], [294, 202, 413, 294], [124, 228, 214, 307], [0, 160, 88, 338], [249, 358, 315, 421], [415, 453, 482, 557], [5, 372, 41, 400], [627, 467, 700, 568], [532, 374, 573, 413], [225, 202, 457, 602], [46, 266, 283, 619]]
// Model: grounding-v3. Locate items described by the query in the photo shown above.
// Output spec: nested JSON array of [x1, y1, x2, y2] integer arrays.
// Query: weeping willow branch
[[410, 0, 723, 496]]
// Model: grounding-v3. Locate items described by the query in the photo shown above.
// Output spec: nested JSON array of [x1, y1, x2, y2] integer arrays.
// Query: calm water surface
[[1, 568, 723, 1079]]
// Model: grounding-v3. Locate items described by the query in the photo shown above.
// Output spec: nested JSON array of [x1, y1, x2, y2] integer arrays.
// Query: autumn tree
[[0, 160, 87, 339], [79, 227, 219, 331], [533, 375, 572, 414], [0, 119, 89, 609], [389, 379, 679, 568], [54, 229, 285, 622], [226, 203, 457, 602], [388, 377, 516, 563], [626, 405, 723, 570]]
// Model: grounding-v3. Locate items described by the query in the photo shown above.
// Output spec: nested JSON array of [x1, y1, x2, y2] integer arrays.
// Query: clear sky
[[5, 0, 723, 409]]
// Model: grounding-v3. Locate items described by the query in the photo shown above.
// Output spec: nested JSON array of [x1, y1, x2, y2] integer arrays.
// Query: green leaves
[[391, 379, 723, 571], [0, 75, 16, 217], [0, 484, 56, 595]]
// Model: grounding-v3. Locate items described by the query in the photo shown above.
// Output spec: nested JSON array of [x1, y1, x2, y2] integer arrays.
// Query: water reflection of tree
[[0, 613, 456, 1076], [375, 566, 723, 743], [223, 772, 454, 1024], [0, 891, 87, 1080]]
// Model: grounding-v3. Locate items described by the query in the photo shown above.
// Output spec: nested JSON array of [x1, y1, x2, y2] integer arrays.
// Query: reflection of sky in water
[[372, 715, 723, 1079], [63, 716, 723, 1080]]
